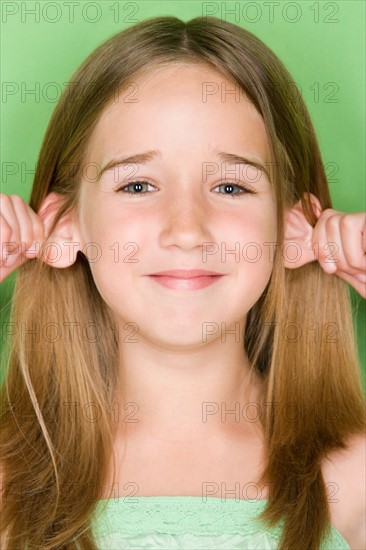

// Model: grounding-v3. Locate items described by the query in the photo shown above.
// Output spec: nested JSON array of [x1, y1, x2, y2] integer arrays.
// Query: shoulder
[[321, 433, 366, 550]]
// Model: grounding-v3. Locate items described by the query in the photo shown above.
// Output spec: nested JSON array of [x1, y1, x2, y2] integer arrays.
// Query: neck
[[112, 317, 264, 444]]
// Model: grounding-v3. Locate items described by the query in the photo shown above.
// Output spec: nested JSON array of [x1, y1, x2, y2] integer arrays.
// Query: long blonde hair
[[1, 15, 365, 550]]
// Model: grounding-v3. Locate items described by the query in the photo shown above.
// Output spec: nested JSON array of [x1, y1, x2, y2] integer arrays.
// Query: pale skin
[[0, 63, 365, 548]]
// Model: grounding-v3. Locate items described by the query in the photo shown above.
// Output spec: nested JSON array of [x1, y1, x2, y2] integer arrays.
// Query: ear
[[37, 192, 83, 268], [283, 192, 323, 269]]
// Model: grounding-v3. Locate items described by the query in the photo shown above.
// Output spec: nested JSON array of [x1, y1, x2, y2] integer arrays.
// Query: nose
[[159, 190, 213, 251]]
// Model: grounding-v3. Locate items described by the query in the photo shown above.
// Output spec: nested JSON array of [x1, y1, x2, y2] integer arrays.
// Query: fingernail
[[323, 262, 337, 274], [4, 254, 18, 267], [25, 241, 39, 256]]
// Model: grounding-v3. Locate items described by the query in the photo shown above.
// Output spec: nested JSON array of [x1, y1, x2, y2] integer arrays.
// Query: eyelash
[[116, 180, 256, 199]]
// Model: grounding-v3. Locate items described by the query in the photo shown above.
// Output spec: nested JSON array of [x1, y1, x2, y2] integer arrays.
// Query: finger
[[2, 196, 46, 263], [311, 209, 343, 274], [9, 195, 35, 256], [24, 207, 46, 258], [322, 213, 345, 274], [1, 195, 45, 266], [334, 270, 366, 299], [338, 212, 366, 271], [0, 253, 27, 284], [0, 195, 22, 265]]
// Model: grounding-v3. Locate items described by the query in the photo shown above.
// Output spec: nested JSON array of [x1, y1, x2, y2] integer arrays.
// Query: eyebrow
[[96, 149, 270, 182]]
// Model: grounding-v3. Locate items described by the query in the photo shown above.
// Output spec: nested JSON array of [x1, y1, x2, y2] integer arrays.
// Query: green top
[[91, 495, 351, 549]]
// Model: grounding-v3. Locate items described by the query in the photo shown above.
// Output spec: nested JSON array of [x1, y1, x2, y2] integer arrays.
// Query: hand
[[311, 208, 366, 299], [0, 194, 46, 284]]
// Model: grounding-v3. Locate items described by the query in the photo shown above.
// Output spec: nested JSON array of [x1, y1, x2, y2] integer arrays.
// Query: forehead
[[85, 62, 271, 164]]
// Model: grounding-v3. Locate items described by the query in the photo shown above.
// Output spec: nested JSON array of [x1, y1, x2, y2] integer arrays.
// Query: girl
[[0, 15, 365, 550]]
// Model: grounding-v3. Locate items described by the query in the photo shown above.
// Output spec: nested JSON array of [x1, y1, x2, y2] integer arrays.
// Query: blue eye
[[213, 183, 256, 198], [117, 181, 154, 195], [116, 181, 256, 198]]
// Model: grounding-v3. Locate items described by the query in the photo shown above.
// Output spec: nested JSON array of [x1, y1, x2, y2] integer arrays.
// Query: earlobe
[[37, 192, 83, 269], [283, 193, 322, 269]]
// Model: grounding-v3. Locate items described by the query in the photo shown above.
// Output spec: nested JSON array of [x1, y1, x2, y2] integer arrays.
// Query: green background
[[0, 1, 365, 387]]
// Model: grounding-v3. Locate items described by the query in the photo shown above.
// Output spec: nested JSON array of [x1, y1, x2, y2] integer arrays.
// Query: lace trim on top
[[91, 496, 350, 549]]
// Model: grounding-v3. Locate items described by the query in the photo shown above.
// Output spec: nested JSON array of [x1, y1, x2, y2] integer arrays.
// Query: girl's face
[[77, 63, 277, 346]]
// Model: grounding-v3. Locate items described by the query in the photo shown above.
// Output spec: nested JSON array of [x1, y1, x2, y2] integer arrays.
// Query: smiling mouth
[[148, 269, 225, 278], [147, 274, 225, 290]]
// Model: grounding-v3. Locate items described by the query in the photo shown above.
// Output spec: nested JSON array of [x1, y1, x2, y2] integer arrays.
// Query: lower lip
[[147, 275, 225, 290]]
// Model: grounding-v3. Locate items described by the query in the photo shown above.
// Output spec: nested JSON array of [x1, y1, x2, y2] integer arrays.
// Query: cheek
[[81, 209, 148, 308], [81, 200, 145, 261], [220, 207, 276, 261], [225, 211, 275, 306]]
